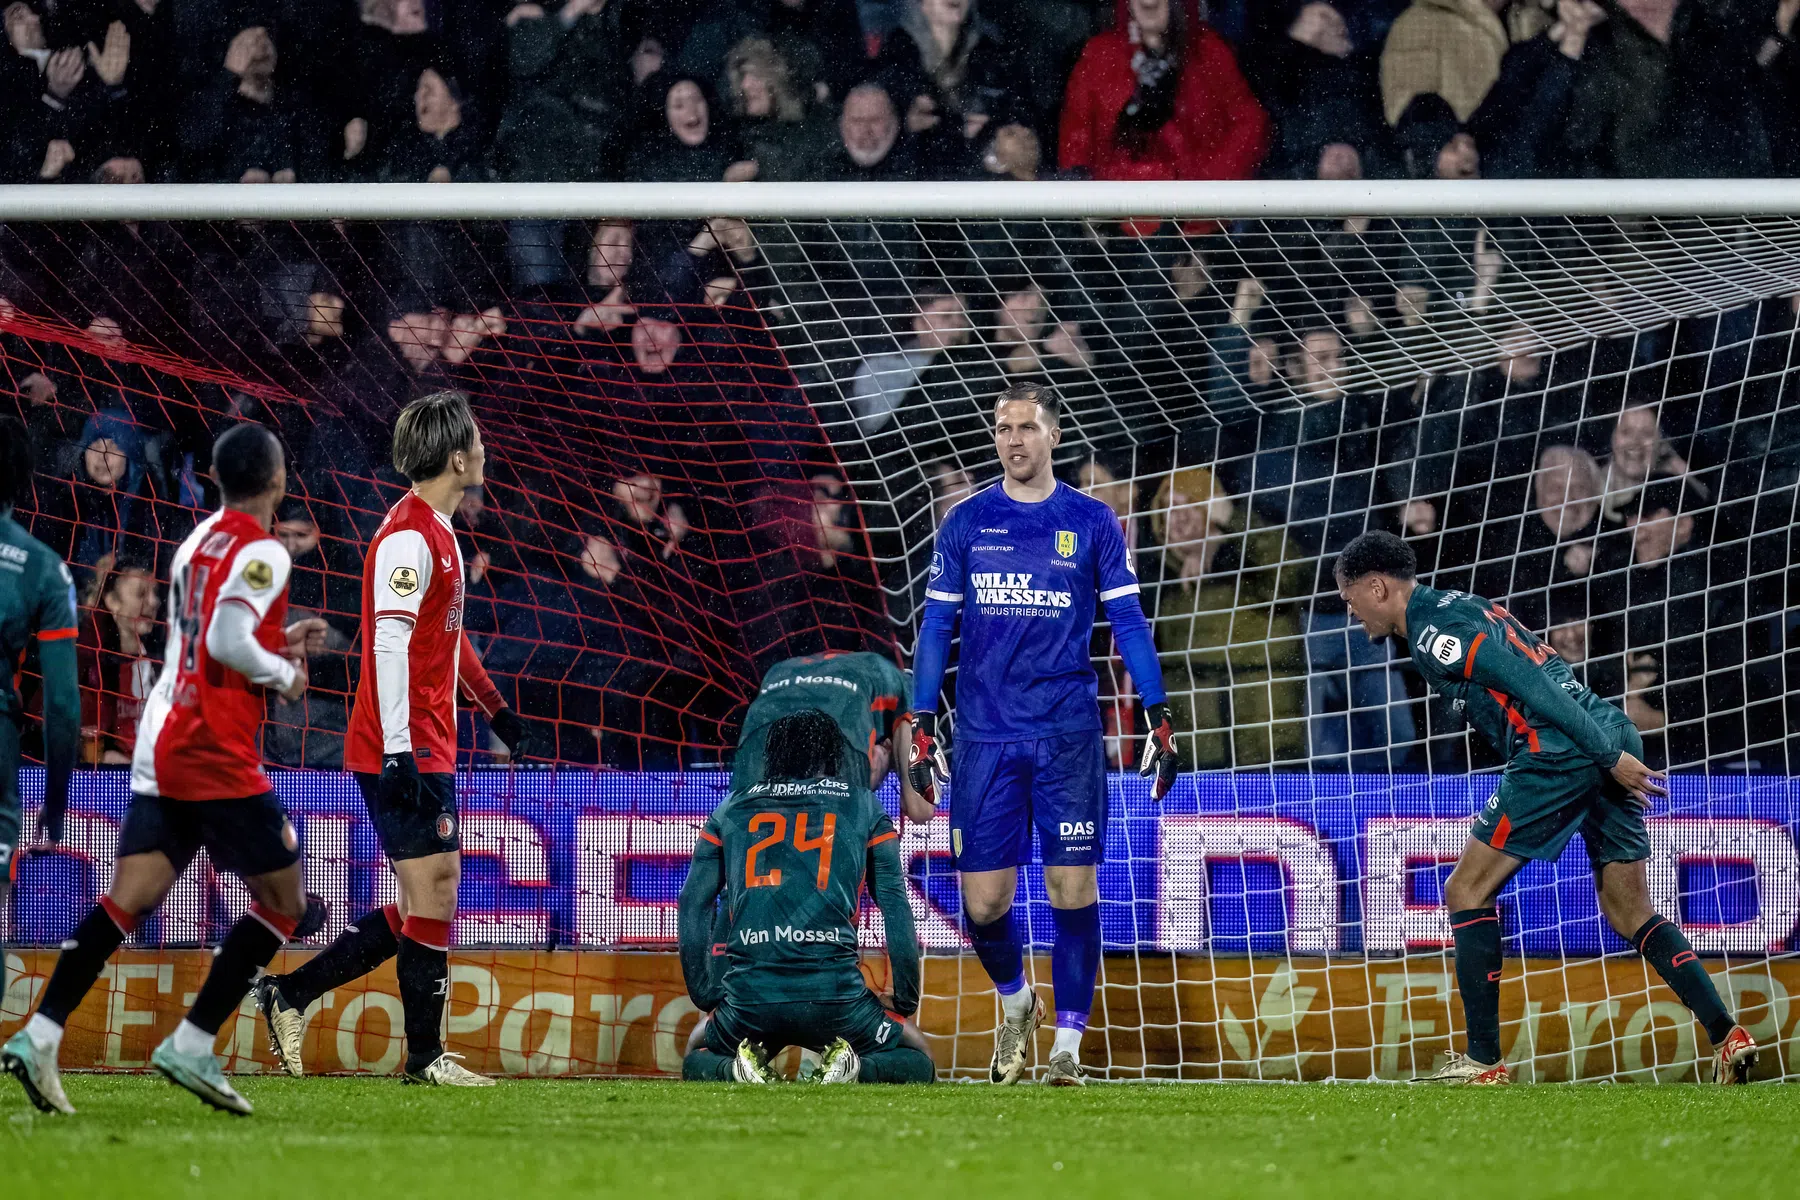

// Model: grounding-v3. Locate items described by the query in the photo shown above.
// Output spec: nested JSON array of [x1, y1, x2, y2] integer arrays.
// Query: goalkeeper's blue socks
[[1051, 903, 1101, 1057], [1631, 915, 1736, 1045], [968, 910, 1031, 1018], [1450, 907, 1504, 1064]]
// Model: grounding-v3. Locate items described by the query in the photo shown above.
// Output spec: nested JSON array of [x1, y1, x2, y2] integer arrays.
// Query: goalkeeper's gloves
[[1138, 702, 1181, 802], [489, 707, 549, 761], [907, 712, 950, 807], [379, 750, 422, 811]]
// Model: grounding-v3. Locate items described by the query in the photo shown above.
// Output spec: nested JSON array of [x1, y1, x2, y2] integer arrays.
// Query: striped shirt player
[[1332, 529, 1756, 1087], [6, 423, 315, 1118], [257, 391, 528, 1088], [906, 383, 1180, 1089]]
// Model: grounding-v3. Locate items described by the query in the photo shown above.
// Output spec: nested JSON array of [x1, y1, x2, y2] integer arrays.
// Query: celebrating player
[[1333, 530, 1757, 1085], [0, 416, 78, 973], [679, 709, 934, 1085], [256, 390, 536, 1086], [4, 423, 322, 1116], [907, 382, 1180, 1087], [732, 651, 933, 823]]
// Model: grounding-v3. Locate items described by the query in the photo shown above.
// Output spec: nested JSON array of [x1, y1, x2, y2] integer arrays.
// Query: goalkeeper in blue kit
[[1334, 531, 1755, 1085], [908, 382, 1180, 1087]]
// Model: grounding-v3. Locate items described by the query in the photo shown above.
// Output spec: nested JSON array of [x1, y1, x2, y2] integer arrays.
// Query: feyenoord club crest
[[1056, 530, 1077, 558], [436, 813, 457, 841], [389, 565, 420, 596]]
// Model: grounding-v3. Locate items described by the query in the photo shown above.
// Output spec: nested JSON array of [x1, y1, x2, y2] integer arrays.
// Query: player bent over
[[4, 424, 324, 1115], [256, 391, 538, 1086], [732, 650, 933, 817], [908, 382, 1181, 1087], [0, 417, 79, 987], [1334, 531, 1756, 1085], [678, 709, 934, 1085]]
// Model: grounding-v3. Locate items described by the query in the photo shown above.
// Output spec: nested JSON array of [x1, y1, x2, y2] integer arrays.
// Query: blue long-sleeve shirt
[[912, 482, 1166, 742]]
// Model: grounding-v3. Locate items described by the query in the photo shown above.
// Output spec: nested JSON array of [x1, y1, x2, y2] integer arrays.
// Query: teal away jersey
[[731, 652, 910, 791], [703, 775, 895, 1004], [1405, 584, 1631, 766]]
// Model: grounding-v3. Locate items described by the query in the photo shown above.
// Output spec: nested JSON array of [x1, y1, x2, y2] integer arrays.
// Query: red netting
[[3, 217, 892, 771]]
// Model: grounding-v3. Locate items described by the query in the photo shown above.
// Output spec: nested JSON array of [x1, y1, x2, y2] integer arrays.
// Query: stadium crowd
[[2, 0, 1798, 778]]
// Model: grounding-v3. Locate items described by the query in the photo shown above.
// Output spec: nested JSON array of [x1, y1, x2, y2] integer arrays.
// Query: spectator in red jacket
[[1058, 0, 1268, 184]]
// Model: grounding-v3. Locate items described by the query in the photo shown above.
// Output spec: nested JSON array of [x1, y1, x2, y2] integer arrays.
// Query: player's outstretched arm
[[867, 828, 921, 1018], [677, 825, 727, 1011]]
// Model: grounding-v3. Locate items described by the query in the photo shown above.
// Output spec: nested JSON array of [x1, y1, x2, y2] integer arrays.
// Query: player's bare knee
[[247, 868, 307, 921], [1045, 867, 1098, 909], [963, 893, 1010, 926], [1442, 870, 1494, 913]]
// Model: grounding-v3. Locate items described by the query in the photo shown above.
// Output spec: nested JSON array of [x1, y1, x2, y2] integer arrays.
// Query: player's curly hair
[[764, 709, 844, 781], [0, 414, 30, 511], [1333, 529, 1417, 583]]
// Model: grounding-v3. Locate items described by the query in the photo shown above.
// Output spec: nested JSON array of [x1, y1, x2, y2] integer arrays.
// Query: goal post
[[1, 182, 1797, 1082]]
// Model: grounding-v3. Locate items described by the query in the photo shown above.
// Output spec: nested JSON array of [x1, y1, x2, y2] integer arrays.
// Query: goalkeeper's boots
[[1420, 1051, 1509, 1085], [1044, 1050, 1086, 1087], [3, 1028, 75, 1115], [1712, 1025, 1758, 1085], [815, 1038, 860, 1085], [151, 1036, 252, 1115], [406, 1052, 496, 1087], [254, 974, 307, 1078], [990, 992, 1045, 1085], [732, 1039, 779, 1084]]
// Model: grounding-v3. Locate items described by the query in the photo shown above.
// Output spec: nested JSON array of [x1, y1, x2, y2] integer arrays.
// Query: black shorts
[[118, 791, 300, 879], [356, 771, 459, 862]]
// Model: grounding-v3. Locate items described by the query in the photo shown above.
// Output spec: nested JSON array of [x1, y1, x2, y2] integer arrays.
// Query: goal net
[[2, 183, 1797, 1082]]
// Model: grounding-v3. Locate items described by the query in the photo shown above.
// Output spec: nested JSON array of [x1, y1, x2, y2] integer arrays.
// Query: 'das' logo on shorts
[[436, 813, 457, 841], [1430, 634, 1463, 665], [1059, 821, 1096, 838], [389, 566, 420, 597]]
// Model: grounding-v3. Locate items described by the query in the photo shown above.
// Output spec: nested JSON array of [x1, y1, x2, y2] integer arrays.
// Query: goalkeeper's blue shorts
[[949, 732, 1107, 872]]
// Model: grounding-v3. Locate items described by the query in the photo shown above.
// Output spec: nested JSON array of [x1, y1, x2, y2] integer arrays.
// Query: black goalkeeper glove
[[906, 711, 950, 807], [1138, 702, 1180, 802], [379, 750, 422, 811], [489, 708, 549, 761]]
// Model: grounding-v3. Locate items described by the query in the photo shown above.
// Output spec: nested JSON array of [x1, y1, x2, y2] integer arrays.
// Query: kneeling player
[[678, 709, 934, 1084], [4, 424, 320, 1115], [1335, 531, 1756, 1084]]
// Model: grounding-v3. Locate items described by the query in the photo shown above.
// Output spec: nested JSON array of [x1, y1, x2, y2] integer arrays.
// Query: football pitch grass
[[9, 1076, 1796, 1199]]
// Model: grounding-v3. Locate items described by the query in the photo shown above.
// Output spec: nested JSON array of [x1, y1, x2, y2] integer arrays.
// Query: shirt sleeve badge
[[242, 559, 274, 591], [389, 565, 420, 597]]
